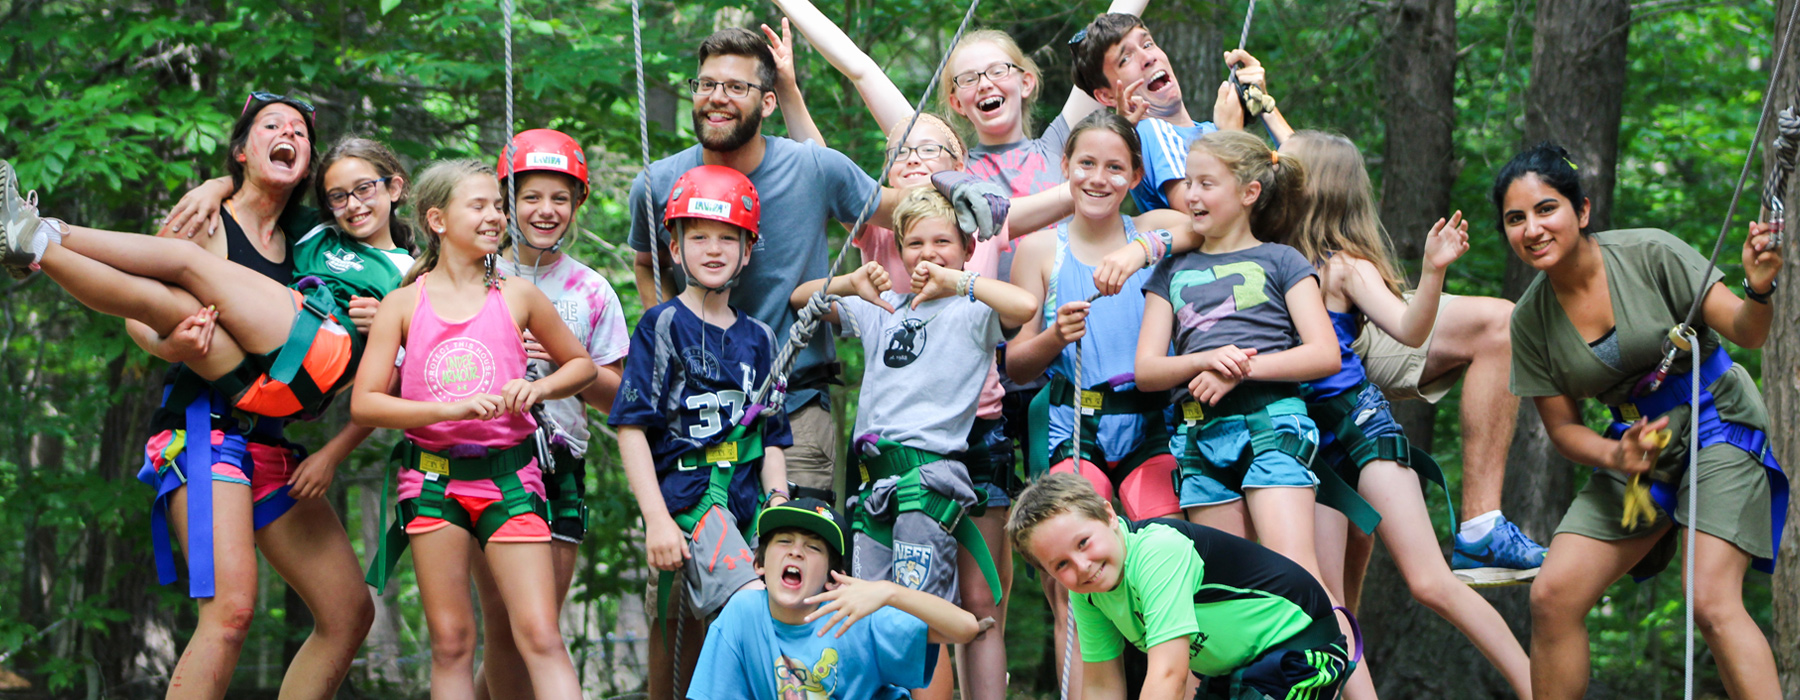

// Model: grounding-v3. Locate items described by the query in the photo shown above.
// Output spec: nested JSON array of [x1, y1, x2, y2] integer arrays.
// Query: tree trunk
[[1763, 2, 1800, 695]]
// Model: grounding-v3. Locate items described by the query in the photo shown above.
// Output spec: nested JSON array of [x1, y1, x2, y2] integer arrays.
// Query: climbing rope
[[1060, 294, 1099, 700], [1658, 4, 1800, 695], [501, 0, 520, 273], [633, 0, 665, 306], [749, 0, 986, 413]]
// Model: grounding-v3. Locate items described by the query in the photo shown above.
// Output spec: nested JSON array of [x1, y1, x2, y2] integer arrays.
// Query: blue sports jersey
[[609, 300, 794, 524], [688, 590, 931, 700]]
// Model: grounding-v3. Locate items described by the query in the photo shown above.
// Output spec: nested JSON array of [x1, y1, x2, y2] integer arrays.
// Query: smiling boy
[[689, 498, 983, 700]]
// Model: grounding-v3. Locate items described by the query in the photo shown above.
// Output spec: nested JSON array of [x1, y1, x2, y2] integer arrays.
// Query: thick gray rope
[[752, 0, 985, 412], [634, 0, 664, 306], [502, 0, 519, 275]]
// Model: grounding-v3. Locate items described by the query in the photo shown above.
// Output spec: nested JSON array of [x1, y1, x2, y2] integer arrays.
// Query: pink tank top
[[397, 276, 543, 500]]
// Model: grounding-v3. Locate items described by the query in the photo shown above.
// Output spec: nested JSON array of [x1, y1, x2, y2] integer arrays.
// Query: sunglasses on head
[[242, 91, 316, 117]]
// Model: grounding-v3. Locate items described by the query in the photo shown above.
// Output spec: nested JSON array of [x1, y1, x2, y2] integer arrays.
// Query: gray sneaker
[[0, 160, 42, 279]]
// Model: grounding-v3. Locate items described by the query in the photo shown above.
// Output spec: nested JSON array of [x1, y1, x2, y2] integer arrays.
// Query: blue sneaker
[[1452, 515, 1547, 587]]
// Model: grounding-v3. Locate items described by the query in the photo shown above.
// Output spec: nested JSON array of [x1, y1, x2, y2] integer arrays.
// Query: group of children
[[0, 0, 1787, 698]]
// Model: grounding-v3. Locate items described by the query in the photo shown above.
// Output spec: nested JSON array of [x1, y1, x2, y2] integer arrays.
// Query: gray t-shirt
[[628, 136, 882, 412], [1142, 242, 1319, 357], [839, 291, 1006, 455]]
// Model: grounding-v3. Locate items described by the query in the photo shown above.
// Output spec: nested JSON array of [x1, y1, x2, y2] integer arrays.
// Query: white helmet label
[[687, 197, 732, 218], [526, 153, 568, 169]]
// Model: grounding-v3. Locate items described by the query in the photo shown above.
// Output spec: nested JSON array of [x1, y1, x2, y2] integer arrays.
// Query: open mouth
[[1081, 187, 1111, 200], [976, 95, 1004, 114], [781, 565, 803, 588], [270, 143, 297, 168], [530, 220, 560, 233], [1525, 239, 1551, 254], [1146, 70, 1172, 93], [705, 109, 737, 125], [344, 210, 372, 227]]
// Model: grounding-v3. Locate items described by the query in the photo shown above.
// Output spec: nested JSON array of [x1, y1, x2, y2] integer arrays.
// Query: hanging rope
[[501, 0, 520, 269], [749, 0, 986, 413], [1659, 4, 1800, 696], [633, 0, 665, 305]]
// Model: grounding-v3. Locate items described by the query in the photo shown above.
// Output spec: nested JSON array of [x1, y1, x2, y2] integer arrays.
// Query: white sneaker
[[0, 160, 43, 279]]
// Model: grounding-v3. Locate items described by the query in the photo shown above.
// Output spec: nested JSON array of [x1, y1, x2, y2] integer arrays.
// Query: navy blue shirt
[[610, 300, 794, 524]]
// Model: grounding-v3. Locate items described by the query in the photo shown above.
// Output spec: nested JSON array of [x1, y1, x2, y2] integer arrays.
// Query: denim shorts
[[1178, 412, 1320, 508]]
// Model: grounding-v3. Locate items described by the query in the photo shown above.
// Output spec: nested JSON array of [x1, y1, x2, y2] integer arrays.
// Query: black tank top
[[222, 204, 293, 285]]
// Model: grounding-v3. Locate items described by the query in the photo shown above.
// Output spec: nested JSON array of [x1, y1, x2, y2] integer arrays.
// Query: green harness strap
[[657, 424, 764, 628], [200, 282, 363, 419], [853, 438, 1003, 606], [365, 439, 540, 591], [1307, 384, 1456, 532], [1028, 375, 1169, 478], [268, 282, 340, 385]]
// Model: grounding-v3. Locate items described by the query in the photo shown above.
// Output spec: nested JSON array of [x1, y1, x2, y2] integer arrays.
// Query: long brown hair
[[401, 159, 496, 287], [1281, 131, 1406, 296], [1189, 130, 1307, 242], [314, 136, 415, 252]]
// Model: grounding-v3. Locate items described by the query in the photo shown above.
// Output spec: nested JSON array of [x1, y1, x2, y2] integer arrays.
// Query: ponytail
[[1190, 130, 1307, 242]]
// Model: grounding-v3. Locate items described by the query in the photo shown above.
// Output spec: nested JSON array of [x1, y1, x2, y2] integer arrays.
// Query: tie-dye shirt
[[497, 254, 630, 456], [1142, 242, 1318, 377]]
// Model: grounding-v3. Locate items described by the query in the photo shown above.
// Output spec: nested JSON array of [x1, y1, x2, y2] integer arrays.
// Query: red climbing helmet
[[498, 129, 589, 204], [664, 165, 760, 244]]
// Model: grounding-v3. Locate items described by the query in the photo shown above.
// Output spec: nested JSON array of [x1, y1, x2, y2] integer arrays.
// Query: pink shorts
[[144, 429, 300, 505], [1050, 453, 1182, 520], [405, 492, 553, 544]]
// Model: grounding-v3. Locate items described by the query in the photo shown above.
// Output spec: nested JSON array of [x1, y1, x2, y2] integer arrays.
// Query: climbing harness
[[1306, 381, 1455, 535], [848, 434, 1004, 606], [364, 439, 546, 591]]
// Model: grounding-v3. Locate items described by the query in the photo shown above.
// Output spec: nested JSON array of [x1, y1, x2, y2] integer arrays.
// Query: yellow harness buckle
[[1181, 402, 1205, 423], [705, 441, 739, 465], [1079, 390, 1105, 413], [1620, 404, 1642, 422], [419, 452, 450, 476]]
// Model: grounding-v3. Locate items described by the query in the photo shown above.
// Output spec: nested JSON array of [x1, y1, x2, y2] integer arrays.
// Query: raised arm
[[1054, 0, 1157, 127], [772, 0, 914, 132], [1349, 213, 1469, 348], [764, 19, 828, 146]]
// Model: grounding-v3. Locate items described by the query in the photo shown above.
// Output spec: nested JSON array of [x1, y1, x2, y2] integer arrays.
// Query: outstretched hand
[[1421, 211, 1470, 273], [761, 19, 800, 93], [803, 572, 893, 638]]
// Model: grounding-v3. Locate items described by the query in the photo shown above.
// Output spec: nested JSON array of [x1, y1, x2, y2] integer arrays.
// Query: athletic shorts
[[542, 443, 588, 543], [1556, 442, 1775, 574], [144, 427, 301, 526], [1201, 635, 1352, 699], [1350, 293, 1463, 404], [1316, 383, 1408, 488], [954, 414, 1018, 508], [1052, 453, 1182, 520], [680, 504, 760, 619], [851, 458, 979, 605], [1178, 413, 1320, 509], [404, 492, 552, 545], [232, 289, 355, 419]]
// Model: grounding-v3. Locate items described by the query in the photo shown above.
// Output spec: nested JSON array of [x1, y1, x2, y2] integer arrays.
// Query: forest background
[[2, 0, 1800, 697]]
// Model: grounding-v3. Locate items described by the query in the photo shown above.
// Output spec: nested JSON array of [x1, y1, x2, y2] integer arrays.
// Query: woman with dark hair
[[0, 94, 398, 699], [1496, 142, 1785, 700]]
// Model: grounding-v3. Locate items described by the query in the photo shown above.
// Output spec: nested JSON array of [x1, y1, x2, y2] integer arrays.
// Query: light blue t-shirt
[[1130, 118, 1218, 213], [688, 590, 931, 700], [628, 136, 882, 413]]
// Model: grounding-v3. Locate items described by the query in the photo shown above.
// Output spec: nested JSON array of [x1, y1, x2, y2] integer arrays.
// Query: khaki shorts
[[784, 403, 840, 494], [1556, 442, 1775, 575], [1351, 293, 1465, 404]]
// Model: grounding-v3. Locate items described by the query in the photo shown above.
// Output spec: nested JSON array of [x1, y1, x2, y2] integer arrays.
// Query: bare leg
[[1342, 527, 1374, 614], [1184, 500, 1254, 538], [472, 543, 531, 700], [166, 483, 258, 700], [645, 599, 706, 700], [50, 227, 298, 353], [1315, 504, 1350, 605], [1683, 530, 1780, 700], [37, 245, 253, 380], [1530, 529, 1667, 700], [1243, 488, 1377, 698], [1420, 296, 1517, 517], [483, 542, 580, 698], [412, 527, 480, 700], [955, 507, 1012, 700], [1361, 462, 1531, 697], [914, 646, 955, 700], [257, 498, 376, 700]]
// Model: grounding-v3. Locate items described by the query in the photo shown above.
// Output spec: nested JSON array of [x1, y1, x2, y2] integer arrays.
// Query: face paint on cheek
[[1072, 168, 1089, 181], [1109, 175, 1129, 188]]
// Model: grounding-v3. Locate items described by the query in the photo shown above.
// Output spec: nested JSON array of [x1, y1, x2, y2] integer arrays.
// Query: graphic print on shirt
[[775, 649, 839, 700], [883, 318, 930, 368], [323, 247, 366, 274], [1169, 261, 1270, 333], [681, 357, 756, 442], [424, 338, 497, 401]]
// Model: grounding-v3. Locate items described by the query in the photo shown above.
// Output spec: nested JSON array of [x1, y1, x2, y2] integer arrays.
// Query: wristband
[[962, 271, 980, 302], [1744, 276, 1777, 304], [1134, 237, 1155, 267]]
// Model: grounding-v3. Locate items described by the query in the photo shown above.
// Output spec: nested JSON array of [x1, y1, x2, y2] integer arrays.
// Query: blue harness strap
[[1607, 348, 1789, 574], [135, 384, 224, 598]]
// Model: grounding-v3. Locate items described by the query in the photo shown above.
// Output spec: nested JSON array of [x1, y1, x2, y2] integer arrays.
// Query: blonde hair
[[940, 31, 1042, 136], [891, 186, 963, 251], [402, 159, 498, 287], [1006, 473, 1112, 570], [1190, 130, 1307, 243], [886, 114, 967, 165], [1282, 131, 1407, 297]]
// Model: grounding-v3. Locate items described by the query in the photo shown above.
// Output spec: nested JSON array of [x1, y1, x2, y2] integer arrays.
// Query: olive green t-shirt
[[1070, 518, 1327, 677], [1508, 228, 1768, 480]]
